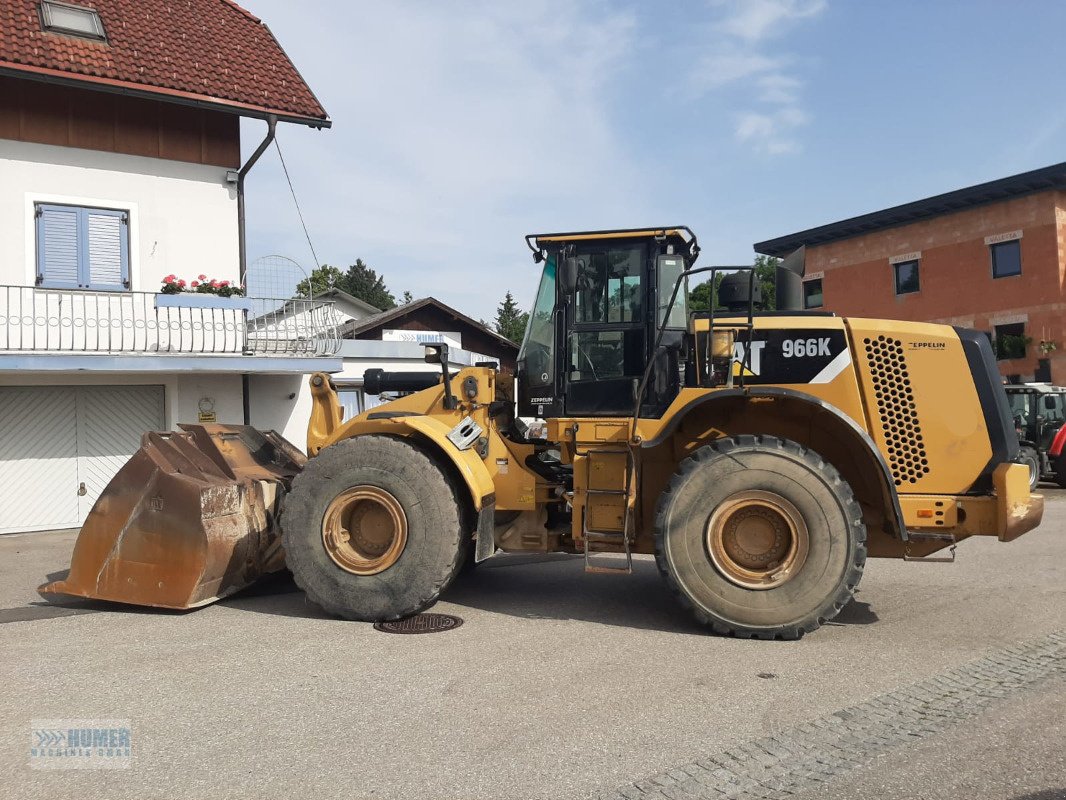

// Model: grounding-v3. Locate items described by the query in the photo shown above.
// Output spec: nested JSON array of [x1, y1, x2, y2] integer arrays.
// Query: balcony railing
[[0, 286, 341, 357]]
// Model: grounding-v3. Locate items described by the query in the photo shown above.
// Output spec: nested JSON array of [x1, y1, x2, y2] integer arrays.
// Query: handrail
[[0, 285, 341, 357]]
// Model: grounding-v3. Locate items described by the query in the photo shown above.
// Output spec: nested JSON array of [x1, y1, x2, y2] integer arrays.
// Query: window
[[994, 322, 1028, 361], [517, 256, 557, 390], [893, 259, 920, 295], [575, 247, 643, 324], [656, 254, 688, 328], [803, 278, 823, 309], [39, 1, 106, 41], [990, 239, 1021, 278], [337, 389, 384, 419], [36, 203, 129, 291]]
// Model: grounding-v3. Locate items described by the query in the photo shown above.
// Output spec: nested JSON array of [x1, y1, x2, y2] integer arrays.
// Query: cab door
[[564, 243, 648, 416]]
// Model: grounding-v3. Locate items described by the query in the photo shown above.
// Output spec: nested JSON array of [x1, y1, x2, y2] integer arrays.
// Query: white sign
[[382, 329, 462, 349], [889, 251, 921, 264], [984, 230, 1022, 245]]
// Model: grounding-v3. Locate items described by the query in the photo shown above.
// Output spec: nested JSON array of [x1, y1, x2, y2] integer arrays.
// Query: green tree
[[341, 259, 396, 310], [687, 255, 779, 312], [295, 264, 343, 298], [494, 290, 530, 344], [401, 290, 414, 305]]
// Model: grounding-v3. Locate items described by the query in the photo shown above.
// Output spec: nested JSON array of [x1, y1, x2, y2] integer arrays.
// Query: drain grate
[[373, 613, 463, 634]]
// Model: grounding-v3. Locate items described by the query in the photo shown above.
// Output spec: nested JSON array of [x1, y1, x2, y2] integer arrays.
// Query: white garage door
[[0, 385, 165, 534]]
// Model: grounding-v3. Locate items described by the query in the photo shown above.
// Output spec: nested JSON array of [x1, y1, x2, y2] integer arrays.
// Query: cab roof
[[525, 226, 698, 262]]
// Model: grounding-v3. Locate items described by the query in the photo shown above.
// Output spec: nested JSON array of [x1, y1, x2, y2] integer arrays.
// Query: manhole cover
[[373, 613, 463, 634]]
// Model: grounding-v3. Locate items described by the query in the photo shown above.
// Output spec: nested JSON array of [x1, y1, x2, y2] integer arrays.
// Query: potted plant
[[155, 274, 253, 310]]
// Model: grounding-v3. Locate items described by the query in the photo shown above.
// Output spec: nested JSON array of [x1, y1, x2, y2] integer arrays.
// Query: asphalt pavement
[[1, 487, 1064, 800]]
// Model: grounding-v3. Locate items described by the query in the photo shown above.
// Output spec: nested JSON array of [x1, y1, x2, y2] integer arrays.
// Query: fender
[[642, 386, 908, 541], [1050, 424, 1066, 458]]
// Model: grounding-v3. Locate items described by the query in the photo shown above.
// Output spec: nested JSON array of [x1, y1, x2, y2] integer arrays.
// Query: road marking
[[606, 630, 1066, 799]]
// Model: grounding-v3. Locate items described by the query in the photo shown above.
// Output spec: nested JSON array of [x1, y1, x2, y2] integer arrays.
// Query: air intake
[[864, 335, 929, 485]]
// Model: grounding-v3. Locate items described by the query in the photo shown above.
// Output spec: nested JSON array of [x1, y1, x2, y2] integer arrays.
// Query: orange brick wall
[[806, 190, 1066, 383]]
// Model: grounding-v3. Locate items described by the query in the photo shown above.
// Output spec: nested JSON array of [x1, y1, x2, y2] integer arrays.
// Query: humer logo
[[30, 719, 131, 770]]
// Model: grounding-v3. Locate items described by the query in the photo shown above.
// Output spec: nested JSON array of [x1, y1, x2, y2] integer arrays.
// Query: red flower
[[178, 279, 186, 287], [210, 279, 219, 288], [198, 274, 207, 281], [220, 280, 230, 287], [191, 281, 200, 288], [163, 274, 176, 283]]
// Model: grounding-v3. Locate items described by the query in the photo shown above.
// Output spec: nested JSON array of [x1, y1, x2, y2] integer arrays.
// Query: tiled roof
[[0, 0, 328, 125]]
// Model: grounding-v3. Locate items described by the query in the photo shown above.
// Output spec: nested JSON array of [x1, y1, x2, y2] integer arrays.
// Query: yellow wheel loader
[[43, 227, 1044, 639]]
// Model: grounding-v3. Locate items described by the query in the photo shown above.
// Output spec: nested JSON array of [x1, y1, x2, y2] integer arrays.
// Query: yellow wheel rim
[[705, 490, 809, 590], [322, 485, 408, 575]]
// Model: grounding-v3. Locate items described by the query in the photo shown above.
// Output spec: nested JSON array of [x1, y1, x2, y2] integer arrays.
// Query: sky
[[240, 0, 1066, 320]]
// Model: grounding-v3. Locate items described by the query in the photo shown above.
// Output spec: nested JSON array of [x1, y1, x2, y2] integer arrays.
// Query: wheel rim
[[705, 490, 810, 590], [322, 485, 408, 575]]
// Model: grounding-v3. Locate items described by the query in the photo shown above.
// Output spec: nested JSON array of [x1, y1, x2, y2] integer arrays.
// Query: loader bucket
[[39, 424, 306, 610]]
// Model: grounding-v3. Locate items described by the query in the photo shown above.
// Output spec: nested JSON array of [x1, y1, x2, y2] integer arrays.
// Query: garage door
[[0, 385, 164, 534]]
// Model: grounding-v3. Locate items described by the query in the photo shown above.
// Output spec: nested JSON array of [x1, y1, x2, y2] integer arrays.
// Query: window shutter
[[85, 209, 128, 289], [37, 205, 81, 288]]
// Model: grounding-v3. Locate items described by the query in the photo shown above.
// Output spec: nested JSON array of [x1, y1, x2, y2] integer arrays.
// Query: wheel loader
[[42, 226, 1044, 639]]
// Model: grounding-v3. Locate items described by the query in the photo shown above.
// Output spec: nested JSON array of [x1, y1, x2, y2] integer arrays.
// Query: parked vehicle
[[1005, 383, 1066, 489], [43, 227, 1044, 639]]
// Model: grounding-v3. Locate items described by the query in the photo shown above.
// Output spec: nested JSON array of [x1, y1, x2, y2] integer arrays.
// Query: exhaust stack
[[775, 245, 806, 311]]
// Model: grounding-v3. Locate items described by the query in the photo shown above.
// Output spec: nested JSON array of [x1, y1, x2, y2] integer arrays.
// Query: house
[[269, 295, 521, 439], [755, 161, 1066, 384], [341, 296, 519, 372], [0, 0, 339, 533]]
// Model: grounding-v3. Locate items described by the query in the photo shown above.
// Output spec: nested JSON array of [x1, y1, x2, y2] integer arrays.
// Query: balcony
[[0, 286, 342, 369]]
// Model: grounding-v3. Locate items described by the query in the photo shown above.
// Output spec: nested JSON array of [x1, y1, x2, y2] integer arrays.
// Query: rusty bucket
[[40, 424, 306, 610]]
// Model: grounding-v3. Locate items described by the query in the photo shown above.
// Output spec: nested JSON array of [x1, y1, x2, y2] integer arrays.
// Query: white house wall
[[0, 139, 238, 291]]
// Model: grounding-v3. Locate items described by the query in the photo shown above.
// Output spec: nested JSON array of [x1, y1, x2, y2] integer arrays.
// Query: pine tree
[[340, 259, 396, 310], [494, 291, 530, 344]]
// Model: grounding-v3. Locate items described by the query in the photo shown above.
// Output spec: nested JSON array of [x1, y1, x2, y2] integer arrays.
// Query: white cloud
[[715, 0, 828, 42], [690, 0, 827, 156], [735, 109, 809, 154]]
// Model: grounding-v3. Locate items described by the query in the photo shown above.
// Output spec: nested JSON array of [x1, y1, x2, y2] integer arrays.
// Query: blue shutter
[[85, 209, 129, 290], [36, 204, 130, 291], [36, 205, 81, 288]]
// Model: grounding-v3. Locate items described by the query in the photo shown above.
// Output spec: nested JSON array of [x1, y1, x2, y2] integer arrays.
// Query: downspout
[[237, 113, 278, 284], [237, 114, 277, 424]]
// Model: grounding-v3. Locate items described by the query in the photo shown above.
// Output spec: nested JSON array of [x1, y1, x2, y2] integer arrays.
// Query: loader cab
[[517, 228, 698, 420]]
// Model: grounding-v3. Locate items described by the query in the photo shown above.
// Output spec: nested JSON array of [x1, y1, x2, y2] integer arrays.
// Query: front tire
[[281, 435, 466, 621], [655, 435, 866, 640]]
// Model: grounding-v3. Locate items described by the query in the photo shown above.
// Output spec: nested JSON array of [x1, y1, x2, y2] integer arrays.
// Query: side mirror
[[1044, 395, 1058, 411], [560, 257, 581, 295]]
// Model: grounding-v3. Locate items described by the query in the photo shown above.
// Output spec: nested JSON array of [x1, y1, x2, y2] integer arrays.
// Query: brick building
[[755, 162, 1066, 384]]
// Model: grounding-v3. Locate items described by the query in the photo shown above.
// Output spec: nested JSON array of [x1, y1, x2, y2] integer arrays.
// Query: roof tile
[[0, 0, 327, 123]]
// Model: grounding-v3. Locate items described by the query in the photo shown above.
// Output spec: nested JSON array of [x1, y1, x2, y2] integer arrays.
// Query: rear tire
[[281, 435, 466, 621], [654, 435, 866, 640], [1018, 446, 1040, 491]]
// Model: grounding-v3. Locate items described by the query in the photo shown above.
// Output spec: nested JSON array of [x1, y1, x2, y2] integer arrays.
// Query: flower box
[[155, 294, 254, 311]]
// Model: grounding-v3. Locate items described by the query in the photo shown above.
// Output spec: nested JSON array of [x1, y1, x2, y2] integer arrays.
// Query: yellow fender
[[400, 415, 496, 511], [307, 372, 495, 511]]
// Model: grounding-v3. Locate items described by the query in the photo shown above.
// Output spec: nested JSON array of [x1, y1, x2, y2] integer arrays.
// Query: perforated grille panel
[[864, 335, 929, 485]]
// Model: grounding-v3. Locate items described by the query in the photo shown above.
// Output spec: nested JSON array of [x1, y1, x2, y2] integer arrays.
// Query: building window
[[994, 322, 1028, 361], [39, 1, 107, 41], [337, 388, 385, 419], [990, 239, 1021, 278], [36, 203, 130, 291], [893, 259, 920, 295], [803, 279, 823, 309]]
